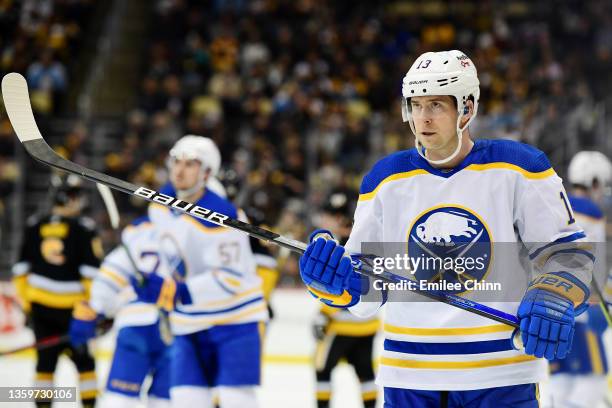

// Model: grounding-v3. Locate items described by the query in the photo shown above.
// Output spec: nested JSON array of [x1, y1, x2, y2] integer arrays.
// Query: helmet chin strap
[[176, 180, 205, 200], [410, 107, 474, 166]]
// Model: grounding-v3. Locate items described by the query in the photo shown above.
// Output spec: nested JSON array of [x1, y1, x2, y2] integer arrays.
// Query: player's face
[[170, 158, 203, 190], [410, 96, 458, 153]]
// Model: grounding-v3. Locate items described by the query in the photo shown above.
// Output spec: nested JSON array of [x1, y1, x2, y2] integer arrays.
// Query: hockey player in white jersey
[[69, 216, 172, 408], [299, 50, 593, 407], [135, 135, 267, 408], [543, 151, 612, 408]]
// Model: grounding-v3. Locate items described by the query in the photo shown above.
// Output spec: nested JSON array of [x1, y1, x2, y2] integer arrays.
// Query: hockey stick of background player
[[0, 334, 69, 357], [590, 277, 612, 327], [0, 319, 113, 358], [1, 72, 520, 330], [96, 183, 143, 284], [96, 183, 173, 344]]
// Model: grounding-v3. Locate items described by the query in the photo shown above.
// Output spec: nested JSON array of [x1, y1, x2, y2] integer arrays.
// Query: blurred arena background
[[0, 0, 611, 406]]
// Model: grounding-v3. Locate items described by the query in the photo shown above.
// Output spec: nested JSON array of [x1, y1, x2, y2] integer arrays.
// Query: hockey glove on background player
[[69, 301, 100, 347], [299, 229, 364, 308], [516, 272, 589, 360], [130, 273, 192, 311]]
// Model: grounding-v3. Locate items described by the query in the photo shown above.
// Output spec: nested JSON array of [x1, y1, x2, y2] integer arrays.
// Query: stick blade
[[96, 183, 120, 229], [1, 72, 43, 143]]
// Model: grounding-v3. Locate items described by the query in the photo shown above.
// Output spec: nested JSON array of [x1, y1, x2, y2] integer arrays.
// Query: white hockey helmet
[[169, 135, 221, 176], [168, 135, 221, 197], [568, 151, 612, 189], [401, 50, 480, 165]]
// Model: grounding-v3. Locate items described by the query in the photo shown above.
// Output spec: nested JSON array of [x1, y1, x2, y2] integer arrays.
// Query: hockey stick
[[95, 183, 173, 344], [590, 277, 612, 328], [0, 334, 71, 357], [0, 319, 113, 357], [2, 72, 519, 329], [95, 184, 143, 284]]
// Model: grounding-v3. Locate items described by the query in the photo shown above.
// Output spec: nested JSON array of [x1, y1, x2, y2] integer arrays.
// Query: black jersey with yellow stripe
[[12, 214, 103, 309], [320, 304, 380, 337]]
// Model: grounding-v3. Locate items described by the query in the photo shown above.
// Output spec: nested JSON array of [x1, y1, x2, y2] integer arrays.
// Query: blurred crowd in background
[[1, 0, 612, 284], [0, 0, 95, 220]]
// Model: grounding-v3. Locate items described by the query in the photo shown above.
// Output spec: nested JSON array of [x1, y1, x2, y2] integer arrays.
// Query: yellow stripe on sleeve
[[27, 287, 86, 309], [100, 266, 128, 287]]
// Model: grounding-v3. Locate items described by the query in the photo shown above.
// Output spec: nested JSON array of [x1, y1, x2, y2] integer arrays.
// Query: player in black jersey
[[313, 191, 379, 408], [12, 175, 102, 408]]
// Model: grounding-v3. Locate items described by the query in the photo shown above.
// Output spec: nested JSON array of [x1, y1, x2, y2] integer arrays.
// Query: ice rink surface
[[0, 289, 383, 407], [2, 289, 611, 408]]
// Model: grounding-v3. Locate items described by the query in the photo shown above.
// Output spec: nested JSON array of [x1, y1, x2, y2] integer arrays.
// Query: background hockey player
[[298, 50, 593, 407], [135, 135, 268, 408], [208, 170, 280, 408], [69, 216, 173, 408], [11, 174, 101, 408], [543, 151, 612, 408], [213, 170, 280, 321], [311, 190, 379, 408]]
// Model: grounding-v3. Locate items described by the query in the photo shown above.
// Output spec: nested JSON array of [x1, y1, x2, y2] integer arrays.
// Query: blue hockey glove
[[299, 229, 363, 308], [70, 301, 99, 347], [130, 273, 178, 312], [516, 272, 590, 360]]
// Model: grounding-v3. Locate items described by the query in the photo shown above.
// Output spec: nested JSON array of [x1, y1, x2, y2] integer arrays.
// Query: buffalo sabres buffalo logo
[[407, 205, 492, 294]]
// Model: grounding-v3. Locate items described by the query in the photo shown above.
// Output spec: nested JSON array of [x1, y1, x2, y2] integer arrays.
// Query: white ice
[[0, 289, 383, 407]]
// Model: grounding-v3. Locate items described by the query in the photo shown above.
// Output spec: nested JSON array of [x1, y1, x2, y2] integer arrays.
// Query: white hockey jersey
[[149, 184, 268, 335], [90, 216, 165, 329], [345, 139, 593, 391]]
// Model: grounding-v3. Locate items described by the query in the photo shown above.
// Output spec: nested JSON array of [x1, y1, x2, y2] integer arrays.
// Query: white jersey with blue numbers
[[345, 139, 593, 391], [149, 184, 267, 336], [90, 217, 166, 329]]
